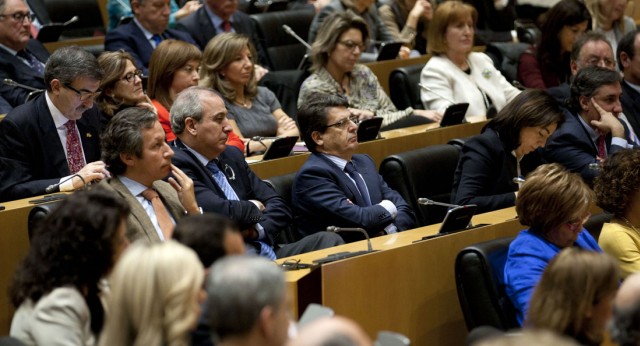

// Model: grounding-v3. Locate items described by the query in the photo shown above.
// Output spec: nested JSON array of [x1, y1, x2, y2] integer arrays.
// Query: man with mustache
[[293, 93, 416, 241], [0, 46, 107, 202]]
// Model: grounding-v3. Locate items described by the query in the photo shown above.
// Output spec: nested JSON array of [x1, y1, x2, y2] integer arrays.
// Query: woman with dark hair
[[451, 89, 564, 213], [10, 188, 130, 345], [518, 0, 591, 89], [594, 149, 640, 278]]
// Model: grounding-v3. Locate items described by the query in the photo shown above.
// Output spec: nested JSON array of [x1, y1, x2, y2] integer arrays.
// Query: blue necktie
[[17, 49, 44, 75], [344, 162, 372, 206], [151, 34, 162, 48]]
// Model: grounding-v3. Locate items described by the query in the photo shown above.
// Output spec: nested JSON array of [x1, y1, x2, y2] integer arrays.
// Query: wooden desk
[[280, 207, 522, 345], [44, 36, 105, 53]]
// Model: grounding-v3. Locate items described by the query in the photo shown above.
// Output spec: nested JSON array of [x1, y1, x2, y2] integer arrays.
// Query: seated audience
[[288, 316, 372, 346], [95, 50, 154, 128], [0, 46, 108, 202], [504, 163, 600, 325], [99, 241, 205, 346], [378, 0, 433, 56], [452, 89, 564, 213], [594, 149, 640, 278], [100, 107, 201, 242], [518, 0, 590, 89], [9, 188, 130, 345], [293, 93, 416, 239], [610, 272, 640, 346], [207, 256, 290, 346], [544, 66, 633, 184], [104, 0, 196, 75], [526, 248, 619, 346], [0, 0, 48, 109], [617, 29, 640, 136], [199, 33, 299, 155], [106, 0, 200, 31], [170, 87, 344, 258], [420, 1, 520, 123], [298, 11, 441, 130], [585, 0, 634, 54]]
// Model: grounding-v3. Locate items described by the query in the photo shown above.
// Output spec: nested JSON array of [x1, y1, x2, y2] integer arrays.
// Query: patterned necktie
[[141, 188, 174, 240], [344, 162, 372, 206], [597, 135, 607, 159], [151, 34, 162, 48], [222, 20, 232, 32], [64, 120, 84, 174], [17, 49, 44, 75]]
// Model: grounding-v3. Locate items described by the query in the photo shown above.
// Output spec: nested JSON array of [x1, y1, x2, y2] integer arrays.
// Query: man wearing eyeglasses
[[293, 93, 416, 240], [0, 0, 49, 109], [0, 46, 108, 202]]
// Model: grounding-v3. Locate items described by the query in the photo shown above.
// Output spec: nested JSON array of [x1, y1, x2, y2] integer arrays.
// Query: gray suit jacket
[[100, 176, 185, 242]]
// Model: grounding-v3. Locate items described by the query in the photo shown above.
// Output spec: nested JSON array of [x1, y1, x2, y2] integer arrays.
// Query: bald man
[[610, 273, 640, 346]]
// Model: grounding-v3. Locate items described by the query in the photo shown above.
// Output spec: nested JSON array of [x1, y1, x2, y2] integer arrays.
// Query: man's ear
[[185, 117, 198, 136], [311, 131, 323, 148], [50, 79, 61, 95], [579, 95, 591, 112], [570, 60, 579, 76], [130, 0, 141, 14], [120, 152, 135, 167], [258, 306, 275, 338], [620, 51, 631, 70]]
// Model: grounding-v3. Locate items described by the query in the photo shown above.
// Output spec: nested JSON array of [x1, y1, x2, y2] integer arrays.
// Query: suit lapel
[[152, 180, 184, 221], [173, 139, 226, 197], [35, 95, 70, 176], [109, 176, 161, 242], [315, 154, 368, 206], [77, 112, 100, 163], [353, 156, 380, 204]]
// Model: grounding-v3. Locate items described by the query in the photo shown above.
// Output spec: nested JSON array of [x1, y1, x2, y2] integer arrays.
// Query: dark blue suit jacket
[[621, 80, 640, 138], [170, 139, 291, 245], [452, 128, 545, 213], [544, 108, 626, 184], [104, 20, 196, 74], [293, 153, 416, 237], [0, 39, 49, 109], [0, 93, 102, 202]]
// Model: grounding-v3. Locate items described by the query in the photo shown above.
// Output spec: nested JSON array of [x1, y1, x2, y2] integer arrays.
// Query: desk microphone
[[4, 78, 41, 92], [251, 136, 281, 141], [45, 174, 85, 193], [282, 25, 311, 50], [326, 226, 373, 252], [418, 83, 458, 105], [417, 198, 461, 209], [63, 16, 79, 26]]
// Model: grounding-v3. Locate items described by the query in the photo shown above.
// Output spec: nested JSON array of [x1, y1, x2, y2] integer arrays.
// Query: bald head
[[616, 273, 640, 308], [288, 316, 372, 346]]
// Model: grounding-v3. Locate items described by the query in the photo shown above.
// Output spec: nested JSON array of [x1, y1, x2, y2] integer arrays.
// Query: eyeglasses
[[325, 115, 360, 130], [567, 212, 591, 229], [338, 40, 366, 52], [63, 83, 102, 101], [120, 69, 143, 83], [0, 11, 35, 23], [280, 259, 315, 271]]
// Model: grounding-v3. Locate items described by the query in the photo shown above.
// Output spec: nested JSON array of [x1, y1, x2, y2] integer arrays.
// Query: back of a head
[[610, 273, 640, 346], [173, 213, 239, 268], [287, 316, 372, 346]]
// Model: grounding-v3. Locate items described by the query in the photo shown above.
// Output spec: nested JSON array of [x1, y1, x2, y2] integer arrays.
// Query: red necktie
[[64, 120, 84, 174], [222, 21, 232, 32], [597, 135, 607, 159], [141, 188, 174, 240]]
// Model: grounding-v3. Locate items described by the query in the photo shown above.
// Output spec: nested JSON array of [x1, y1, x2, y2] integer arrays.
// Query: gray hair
[[568, 66, 621, 114], [170, 86, 222, 135], [44, 46, 103, 91], [570, 31, 611, 63], [207, 256, 285, 340], [101, 107, 158, 175]]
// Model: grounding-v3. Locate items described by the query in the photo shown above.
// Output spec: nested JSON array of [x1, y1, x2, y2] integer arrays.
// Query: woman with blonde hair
[[526, 248, 619, 346], [584, 0, 634, 54], [200, 33, 299, 156], [99, 241, 205, 346]]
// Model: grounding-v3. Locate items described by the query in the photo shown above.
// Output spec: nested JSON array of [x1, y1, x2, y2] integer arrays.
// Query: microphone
[[282, 25, 312, 50], [251, 136, 281, 141], [418, 83, 457, 105], [512, 176, 525, 184], [4, 78, 41, 92], [417, 198, 460, 209], [326, 226, 373, 252], [63, 16, 79, 26], [45, 174, 85, 193]]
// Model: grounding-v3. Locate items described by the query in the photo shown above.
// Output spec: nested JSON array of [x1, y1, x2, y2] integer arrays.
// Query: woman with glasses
[[504, 163, 601, 326], [200, 33, 299, 156], [594, 149, 640, 279], [95, 50, 154, 128], [299, 11, 441, 130]]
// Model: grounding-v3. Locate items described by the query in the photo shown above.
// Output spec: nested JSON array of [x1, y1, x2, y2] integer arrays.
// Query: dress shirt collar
[[133, 17, 156, 41], [204, 5, 234, 31], [576, 111, 599, 144], [45, 91, 72, 129], [0, 44, 17, 55], [118, 175, 149, 197], [624, 79, 640, 95], [182, 142, 214, 167], [322, 153, 348, 171]]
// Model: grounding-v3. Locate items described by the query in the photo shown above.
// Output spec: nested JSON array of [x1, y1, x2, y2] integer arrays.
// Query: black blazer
[[0, 93, 102, 202], [170, 139, 291, 244], [0, 39, 49, 108], [621, 80, 640, 137]]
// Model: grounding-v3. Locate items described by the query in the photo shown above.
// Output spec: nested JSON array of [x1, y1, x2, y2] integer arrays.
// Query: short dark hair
[[594, 149, 640, 218], [570, 31, 610, 63], [568, 66, 621, 114], [101, 107, 158, 175], [617, 29, 640, 71], [44, 46, 103, 91], [486, 89, 564, 151], [173, 213, 239, 268], [296, 93, 349, 153]]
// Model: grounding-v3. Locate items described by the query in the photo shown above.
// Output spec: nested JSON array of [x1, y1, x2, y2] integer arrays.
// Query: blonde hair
[[526, 248, 619, 344], [427, 1, 477, 55], [585, 0, 630, 34], [96, 50, 137, 116], [199, 33, 258, 101], [99, 241, 204, 346]]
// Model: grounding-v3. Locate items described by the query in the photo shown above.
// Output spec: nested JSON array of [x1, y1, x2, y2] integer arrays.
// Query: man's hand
[[168, 164, 200, 214], [249, 199, 266, 212], [241, 227, 259, 240], [73, 161, 110, 189], [591, 99, 624, 138]]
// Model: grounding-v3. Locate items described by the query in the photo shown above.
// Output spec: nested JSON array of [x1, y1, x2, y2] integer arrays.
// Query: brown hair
[[594, 149, 640, 218], [427, 0, 477, 55], [96, 50, 137, 116], [147, 39, 202, 111]]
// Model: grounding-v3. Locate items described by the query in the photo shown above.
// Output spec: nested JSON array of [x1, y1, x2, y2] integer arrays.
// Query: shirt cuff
[[255, 223, 266, 240], [611, 137, 630, 149], [58, 175, 75, 192], [378, 200, 398, 218], [384, 224, 398, 234]]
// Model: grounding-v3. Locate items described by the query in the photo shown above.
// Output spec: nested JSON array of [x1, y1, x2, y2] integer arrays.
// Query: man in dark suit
[[293, 93, 416, 239], [100, 107, 201, 242], [617, 29, 640, 137], [0, 0, 49, 109], [105, 0, 196, 74], [0, 46, 108, 202], [170, 87, 343, 258], [545, 66, 634, 184]]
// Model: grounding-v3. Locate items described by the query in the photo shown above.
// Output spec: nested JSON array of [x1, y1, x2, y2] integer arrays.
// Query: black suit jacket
[[621, 80, 640, 137], [170, 139, 291, 245], [174, 7, 271, 68], [0, 93, 102, 202], [104, 20, 196, 74], [0, 40, 49, 108]]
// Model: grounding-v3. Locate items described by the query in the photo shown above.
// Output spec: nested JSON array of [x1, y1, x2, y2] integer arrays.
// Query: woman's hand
[[137, 94, 157, 115], [348, 108, 375, 121], [414, 109, 443, 123]]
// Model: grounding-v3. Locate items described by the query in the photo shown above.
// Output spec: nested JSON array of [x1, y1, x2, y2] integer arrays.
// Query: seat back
[[250, 8, 315, 71], [455, 236, 518, 331], [388, 63, 425, 111], [583, 211, 613, 242], [27, 200, 63, 242], [44, 0, 105, 37], [264, 172, 299, 243], [379, 144, 460, 226], [485, 42, 530, 84]]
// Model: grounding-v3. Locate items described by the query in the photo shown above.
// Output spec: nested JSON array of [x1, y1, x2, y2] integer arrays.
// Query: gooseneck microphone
[[282, 25, 312, 50], [44, 174, 85, 193], [326, 226, 373, 252], [4, 78, 41, 92], [417, 198, 461, 209], [251, 136, 281, 142]]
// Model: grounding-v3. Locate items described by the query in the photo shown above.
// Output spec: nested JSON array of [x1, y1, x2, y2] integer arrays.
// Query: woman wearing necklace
[[298, 11, 442, 130], [420, 1, 520, 123], [200, 33, 299, 156], [594, 149, 640, 278]]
